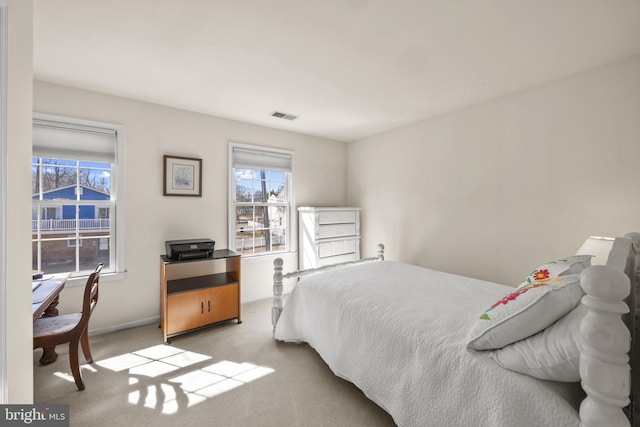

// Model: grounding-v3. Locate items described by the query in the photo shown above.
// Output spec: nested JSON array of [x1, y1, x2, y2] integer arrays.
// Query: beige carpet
[[33, 298, 396, 427]]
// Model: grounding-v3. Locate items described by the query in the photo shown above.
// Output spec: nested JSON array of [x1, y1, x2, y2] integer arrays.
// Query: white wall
[[33, 80, 348, 332], [6, 0, 33, 403], [348, 56, 640, 287]]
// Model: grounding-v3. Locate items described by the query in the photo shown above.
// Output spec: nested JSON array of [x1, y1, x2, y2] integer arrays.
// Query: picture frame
[[163, 155, 202, 197]]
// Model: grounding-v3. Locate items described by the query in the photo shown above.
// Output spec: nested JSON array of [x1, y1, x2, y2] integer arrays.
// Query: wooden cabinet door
[[207, 284, 239, 323], [167, 289, 208, 335]]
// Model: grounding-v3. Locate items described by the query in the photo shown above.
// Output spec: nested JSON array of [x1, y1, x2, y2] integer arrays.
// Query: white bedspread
[[274, 261, 581, 427]]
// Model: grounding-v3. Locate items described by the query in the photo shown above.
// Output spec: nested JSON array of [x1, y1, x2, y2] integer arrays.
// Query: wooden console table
[[160, 250, 241, 342]]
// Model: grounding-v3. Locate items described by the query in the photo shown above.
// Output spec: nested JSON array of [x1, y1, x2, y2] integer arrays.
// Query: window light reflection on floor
[[54, 344, 275, 415]]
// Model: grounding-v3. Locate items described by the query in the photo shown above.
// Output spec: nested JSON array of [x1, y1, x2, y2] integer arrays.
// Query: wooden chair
[[33, 264, 103, 391]]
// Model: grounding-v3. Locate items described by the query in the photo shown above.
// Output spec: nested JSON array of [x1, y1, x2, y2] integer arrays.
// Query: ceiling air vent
[[270, 111, 298, 121]]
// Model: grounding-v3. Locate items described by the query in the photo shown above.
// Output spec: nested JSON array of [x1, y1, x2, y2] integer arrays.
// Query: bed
[[271, 234, 640, 427]]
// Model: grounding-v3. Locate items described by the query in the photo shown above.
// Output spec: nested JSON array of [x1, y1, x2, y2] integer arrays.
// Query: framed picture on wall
[[163, 155, 202, 197]]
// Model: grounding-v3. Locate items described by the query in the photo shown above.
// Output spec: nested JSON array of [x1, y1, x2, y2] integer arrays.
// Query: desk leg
[[39, 347, 59, 365], [42, 296, 60, 318], [38, 296, 60, 364]]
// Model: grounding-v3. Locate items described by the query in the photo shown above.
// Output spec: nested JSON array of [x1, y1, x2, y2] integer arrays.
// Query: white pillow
[[490, 304, 586, 382], [467, 274, 583, 351], [519, 255, 592, 288]]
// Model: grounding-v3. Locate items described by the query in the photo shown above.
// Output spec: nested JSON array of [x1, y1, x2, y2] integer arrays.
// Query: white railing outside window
[[33, 218, 111, 232]]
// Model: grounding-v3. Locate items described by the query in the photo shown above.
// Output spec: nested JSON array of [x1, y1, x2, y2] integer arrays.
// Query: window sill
[[63, 271, 126, 287], [240, 251, 297, 264]]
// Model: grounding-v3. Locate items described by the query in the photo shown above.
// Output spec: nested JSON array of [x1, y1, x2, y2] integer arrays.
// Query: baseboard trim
[[89, 315, 160, 337]]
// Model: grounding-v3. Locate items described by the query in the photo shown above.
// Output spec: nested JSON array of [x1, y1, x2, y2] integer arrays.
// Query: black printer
[[165, 238, 215, 261]]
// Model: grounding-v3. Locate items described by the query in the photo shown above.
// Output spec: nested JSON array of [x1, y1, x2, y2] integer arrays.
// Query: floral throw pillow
[[519, 255, 592, 289], [467, 274, 583, 351]]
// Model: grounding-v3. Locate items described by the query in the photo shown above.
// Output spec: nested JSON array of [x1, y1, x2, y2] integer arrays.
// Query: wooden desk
[[32, 275, 67, 321], [33, 274, 69, 364]]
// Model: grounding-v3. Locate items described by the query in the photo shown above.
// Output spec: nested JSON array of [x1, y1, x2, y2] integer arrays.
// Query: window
[[229, 143, 293, 256], [32, 113, 125, 277]]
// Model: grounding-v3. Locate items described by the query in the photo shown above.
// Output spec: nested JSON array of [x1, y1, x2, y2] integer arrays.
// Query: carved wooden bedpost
[[579, 265, 631, 427], [272, 257, 284, 333]]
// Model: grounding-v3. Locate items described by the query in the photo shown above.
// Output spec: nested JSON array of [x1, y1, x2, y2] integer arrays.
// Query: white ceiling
[[33, 0, 640, 142]]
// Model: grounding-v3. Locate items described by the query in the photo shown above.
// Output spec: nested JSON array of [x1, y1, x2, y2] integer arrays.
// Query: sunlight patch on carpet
[[88, 345, 274, 415]]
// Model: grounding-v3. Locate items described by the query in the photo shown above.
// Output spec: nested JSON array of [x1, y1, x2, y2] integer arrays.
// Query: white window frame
[[41, 205, 61, 220], [228, 142, 294, 257], [96, 206, 109, 219], [67, 239, 83, 248], [32, 113, 126, 281]]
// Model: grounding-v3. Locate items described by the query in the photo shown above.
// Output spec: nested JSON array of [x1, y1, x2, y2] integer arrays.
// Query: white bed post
[[272, 258, 284, 333], [579, 265, 631, 427], [272, 244, 385, 334]]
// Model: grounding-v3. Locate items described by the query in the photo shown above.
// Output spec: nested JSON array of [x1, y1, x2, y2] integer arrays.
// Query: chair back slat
[[80, 264, 102, 328]]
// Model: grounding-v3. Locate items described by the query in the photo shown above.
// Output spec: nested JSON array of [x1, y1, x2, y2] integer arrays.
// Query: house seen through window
[[229, 144, 293, 256], [32, 158, 112, 274]]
